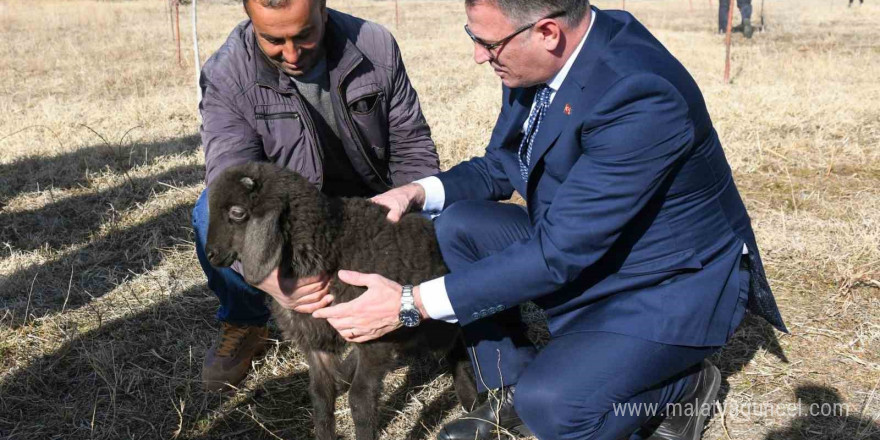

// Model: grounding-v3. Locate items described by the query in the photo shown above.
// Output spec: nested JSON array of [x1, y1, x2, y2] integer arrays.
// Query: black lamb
[[204, 162, 479, 440]]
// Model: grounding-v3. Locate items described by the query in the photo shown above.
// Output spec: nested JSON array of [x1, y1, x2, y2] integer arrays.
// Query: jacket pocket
[[618, 249, 703, 277], [350, 91, 383, 115], [253, 104, 307, 160], [348, 90, 389, 162]]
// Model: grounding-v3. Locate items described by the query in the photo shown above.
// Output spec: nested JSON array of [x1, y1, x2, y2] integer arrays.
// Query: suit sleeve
[[444, 74, 697, 326], [434, 87, 517, 206], [200, 70, 265, 187], [386, 37, 440, 186]]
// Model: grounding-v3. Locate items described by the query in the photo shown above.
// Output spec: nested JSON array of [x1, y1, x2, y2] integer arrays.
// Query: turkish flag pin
[[564, 104, 572, 115]]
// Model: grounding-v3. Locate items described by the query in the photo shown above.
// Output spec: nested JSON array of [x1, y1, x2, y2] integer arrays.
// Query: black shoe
[[742, 19, 754, 38], [644, 360, 722, 440], [437, 386, 533, 440]]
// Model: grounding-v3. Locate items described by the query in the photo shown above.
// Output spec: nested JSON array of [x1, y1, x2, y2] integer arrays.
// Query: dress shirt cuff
[[419, 277, 458, 323], [414, 176, 445, 213]]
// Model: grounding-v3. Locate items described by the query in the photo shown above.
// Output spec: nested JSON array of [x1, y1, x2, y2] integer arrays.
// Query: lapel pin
[[564, 104, 572, 115]]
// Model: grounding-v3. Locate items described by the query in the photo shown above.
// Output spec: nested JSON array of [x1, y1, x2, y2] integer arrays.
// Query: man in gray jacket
[[192, 0, 439, 392]]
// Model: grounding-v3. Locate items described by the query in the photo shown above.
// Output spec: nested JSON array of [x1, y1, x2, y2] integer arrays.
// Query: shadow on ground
[[0, 285, 220, 439], [712, 313, 790, 407], [764, 385, 880, 440], [191, 353, 464, 440], [0, 134, 203, 329]]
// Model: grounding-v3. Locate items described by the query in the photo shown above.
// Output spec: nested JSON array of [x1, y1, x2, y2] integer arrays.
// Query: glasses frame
[[464, 10, 568, 54]]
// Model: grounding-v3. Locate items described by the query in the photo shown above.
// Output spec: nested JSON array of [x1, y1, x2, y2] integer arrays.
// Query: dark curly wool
[[205, 162, 477, 440]]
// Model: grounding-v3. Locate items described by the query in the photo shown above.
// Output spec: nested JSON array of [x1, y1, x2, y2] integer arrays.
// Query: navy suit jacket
[[436, 8, 786, 347]]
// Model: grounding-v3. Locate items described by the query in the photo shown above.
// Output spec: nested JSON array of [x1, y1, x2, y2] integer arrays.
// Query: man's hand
[[312, 270, 428, 343], [370, 183, 426, 223], [254, 269, 333, 314]]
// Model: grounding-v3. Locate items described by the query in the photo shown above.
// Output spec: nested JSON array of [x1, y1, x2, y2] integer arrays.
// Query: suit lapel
[[525, 7, 614, 182], [497, 87, 536, 148]]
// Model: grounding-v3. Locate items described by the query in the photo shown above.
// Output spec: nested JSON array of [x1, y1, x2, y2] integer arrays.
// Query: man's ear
[[537, 19, 563, 52], [239, 207, 284, 285]]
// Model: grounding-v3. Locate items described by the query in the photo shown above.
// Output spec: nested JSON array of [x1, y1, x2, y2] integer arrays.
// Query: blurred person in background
[[193, 0, 439, 392], [719, 0, 754, 38]]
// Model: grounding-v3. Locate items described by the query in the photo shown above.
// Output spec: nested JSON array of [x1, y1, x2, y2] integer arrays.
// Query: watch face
[[399, 309, 421, 328]]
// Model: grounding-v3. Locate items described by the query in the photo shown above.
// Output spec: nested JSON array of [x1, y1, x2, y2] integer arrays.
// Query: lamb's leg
[[335, 349, 358, 394], [448, 337, 480, 411], [349, 345, 393, 440], [307, 350, 341, 440]]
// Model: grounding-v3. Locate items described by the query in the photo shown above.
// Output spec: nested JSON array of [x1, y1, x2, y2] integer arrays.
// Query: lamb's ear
[[239, 207, 283, 285]]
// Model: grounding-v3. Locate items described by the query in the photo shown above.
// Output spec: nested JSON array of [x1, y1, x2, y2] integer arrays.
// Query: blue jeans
[[193, 189, 271, 325]]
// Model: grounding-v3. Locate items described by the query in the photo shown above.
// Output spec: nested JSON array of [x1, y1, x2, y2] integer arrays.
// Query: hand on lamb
[[313, 270, 427, 342], [370, 183, 426, 222], [254, 269, 334, 313]]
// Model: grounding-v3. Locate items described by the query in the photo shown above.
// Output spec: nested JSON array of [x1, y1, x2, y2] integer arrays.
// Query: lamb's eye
[[228, 206, 248, 222]]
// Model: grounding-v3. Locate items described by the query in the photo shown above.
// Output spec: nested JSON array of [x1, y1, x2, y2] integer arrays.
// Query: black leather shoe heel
[[644, 360, 722, 440], [437, 386, 532, 440]]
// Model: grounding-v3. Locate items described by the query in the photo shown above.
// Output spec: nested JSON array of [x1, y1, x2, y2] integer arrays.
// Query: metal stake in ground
[[175, 0, 182, 66], [723, 0, 735, 83], [395, 0, 400, 28], [167, 0, 174, 40], [192, 0, 201, 104]]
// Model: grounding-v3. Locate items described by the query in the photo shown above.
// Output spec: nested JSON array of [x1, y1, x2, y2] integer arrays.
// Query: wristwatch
[[399, 284, 421, 328]]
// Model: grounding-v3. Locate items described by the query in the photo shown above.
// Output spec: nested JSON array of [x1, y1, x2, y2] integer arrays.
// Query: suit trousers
[[434, 200, 721, 439]]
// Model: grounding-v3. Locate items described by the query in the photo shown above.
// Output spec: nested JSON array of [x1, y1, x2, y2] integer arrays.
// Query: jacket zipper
[[292, 94, 325, 190], [255, 112, 299, 120], [256, 82, 325, 189], [337, 61, 392, 189]]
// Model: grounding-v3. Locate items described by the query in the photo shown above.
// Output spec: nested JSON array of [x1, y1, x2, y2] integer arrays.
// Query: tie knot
[[536, 85, 552, 103]]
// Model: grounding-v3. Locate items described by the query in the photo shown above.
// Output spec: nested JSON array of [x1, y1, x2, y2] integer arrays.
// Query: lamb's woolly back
[[214, 162, 447, 301]]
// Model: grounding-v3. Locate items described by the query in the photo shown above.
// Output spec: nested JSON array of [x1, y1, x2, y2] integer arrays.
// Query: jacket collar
[[252, 9, 365, 94]]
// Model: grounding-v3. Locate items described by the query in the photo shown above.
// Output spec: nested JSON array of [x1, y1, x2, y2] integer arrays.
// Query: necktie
[[518, 85, 552, 182]]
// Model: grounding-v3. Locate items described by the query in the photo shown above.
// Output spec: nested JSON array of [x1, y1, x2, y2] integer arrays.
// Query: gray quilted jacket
[[198, 9, 439, 194]]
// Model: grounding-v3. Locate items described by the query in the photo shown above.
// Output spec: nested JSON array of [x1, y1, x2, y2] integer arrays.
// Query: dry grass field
[[1, 0, 878, 439]]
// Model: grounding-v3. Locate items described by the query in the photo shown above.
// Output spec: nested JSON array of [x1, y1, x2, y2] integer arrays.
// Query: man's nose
[[473, 44, 492, 65], [282, 41, 300, 64]]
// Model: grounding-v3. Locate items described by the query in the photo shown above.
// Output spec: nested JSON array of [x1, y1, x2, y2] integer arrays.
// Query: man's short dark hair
[[465, 0, 590, 28], [243, 0, 326, 10], [243, 0, 289, 8]]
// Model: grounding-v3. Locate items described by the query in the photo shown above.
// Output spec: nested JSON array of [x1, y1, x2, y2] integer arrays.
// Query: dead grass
[[1, 0, 878, 439]]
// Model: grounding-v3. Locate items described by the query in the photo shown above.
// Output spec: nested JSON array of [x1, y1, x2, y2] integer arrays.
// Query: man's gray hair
[[465, 0, 590, 27]]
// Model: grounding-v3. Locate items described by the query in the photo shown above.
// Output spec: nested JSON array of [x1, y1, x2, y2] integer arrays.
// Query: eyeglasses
[[464, 10, 568, 54]]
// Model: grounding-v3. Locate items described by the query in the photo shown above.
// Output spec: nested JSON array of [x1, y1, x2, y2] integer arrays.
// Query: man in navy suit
[[313, 0, 787, 439]]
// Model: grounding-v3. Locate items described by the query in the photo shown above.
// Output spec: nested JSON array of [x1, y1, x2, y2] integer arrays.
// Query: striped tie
[[518, 85, 552, 182]]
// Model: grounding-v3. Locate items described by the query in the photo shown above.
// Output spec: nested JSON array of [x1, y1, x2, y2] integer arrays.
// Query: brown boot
[[202, 322, 269, 392]]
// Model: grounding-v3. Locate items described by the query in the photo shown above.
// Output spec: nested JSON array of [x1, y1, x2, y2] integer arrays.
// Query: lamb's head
[[205, 162, 296, 285]]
